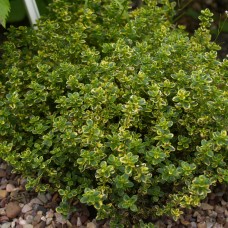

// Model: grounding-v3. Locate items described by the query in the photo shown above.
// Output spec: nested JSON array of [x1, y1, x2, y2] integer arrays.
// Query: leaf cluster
[[0, 0, 10, 27]]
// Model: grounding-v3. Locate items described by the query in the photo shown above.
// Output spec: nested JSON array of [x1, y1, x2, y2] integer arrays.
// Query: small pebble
[[46, 225, 54, 228], [225, 209, 228, 217], [6, 183, 15, 192], [213, 223, 223, 228], [55, 212, 66, 224], [215, 205, 225, 214], [33, 205, 47, 214], [25, 214, 34, 224], [0, 189, 8, 199], [208, 210, 217, 218], [46, 193, 52, 201], [206, 221, 214, 228], [197, 222, 207, 228], [0, 169, 6, 178], [66, 220, 73, 227], [36, 221, 46, 228], [30, 197, 43, 205], [191, 222, 197, 228], [87, 222, 97, 228], [0, 208, 6, 215], [19, 219, 27, 225], [1, 222, 11, 228], [180, 219, 190, 226], [11, 218, 17, 228], [23, 224, 34, 228], [46, 210, 54, 218], [193, 211, 200, 217], [32, 214, 42, 226], [77, 217, 82, 227], [0, 183, 7, 190], [221, 199, 227, 206], [200, 203, 214, 210], [0, 163, 8, 169], [46, 217, 53, 225], [0, 185, 7, 193], [217, 214, 226, 224], [37, 211, 43, 216], [5, 202, 21, 219], [41, 216, 46, 221], [0, 216, 9, 223], [22, 204, 33, 213], [37, 193, 48, 204]]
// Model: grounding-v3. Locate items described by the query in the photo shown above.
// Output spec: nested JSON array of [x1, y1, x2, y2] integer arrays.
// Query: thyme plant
[[0, 0, 227, 226]]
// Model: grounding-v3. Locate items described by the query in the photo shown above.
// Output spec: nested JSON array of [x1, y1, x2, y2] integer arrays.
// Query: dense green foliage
[[0, 0, 227, 226]]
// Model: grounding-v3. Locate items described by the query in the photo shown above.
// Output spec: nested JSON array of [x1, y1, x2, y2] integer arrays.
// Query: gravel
[[0, 159, 227, 227]]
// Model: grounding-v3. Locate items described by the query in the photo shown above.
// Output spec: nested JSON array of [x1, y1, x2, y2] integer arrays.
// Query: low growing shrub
[[0, 0, 227, 226]]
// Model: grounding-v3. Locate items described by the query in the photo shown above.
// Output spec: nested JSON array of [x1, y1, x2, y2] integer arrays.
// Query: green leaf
[[0, 0, 10, 27]]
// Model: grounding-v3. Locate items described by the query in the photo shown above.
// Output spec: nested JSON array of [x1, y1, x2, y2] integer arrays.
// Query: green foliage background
[[0, 0, 227, 226]]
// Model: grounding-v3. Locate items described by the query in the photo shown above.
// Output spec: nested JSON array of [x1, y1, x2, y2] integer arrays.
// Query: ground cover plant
[[0, 0, 227, 226]]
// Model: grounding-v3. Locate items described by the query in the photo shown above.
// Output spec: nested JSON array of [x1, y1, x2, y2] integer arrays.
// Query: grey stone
[[1, 222, 12, 228], [213, 223, 223, 228], [215, 205, 225, 214], [206, 221, 214, 228], [193, 211, 200, 217], [0, 163, 7, 169], [190, 222, 197, 228], [33, 204, 47, 214], [45, 193, 52, 201], [32, 214, 42, 226], [22, 204, 33, 213], [30, 198, 43, 205], [25, 214, 34, 224], [208, 210, 217, 218], [46, 210, 54, 218], [55, 212, 66, 224], [37, 194, 48, 204], [46, 217, 53, 225], [201, 203, 214, 210]]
